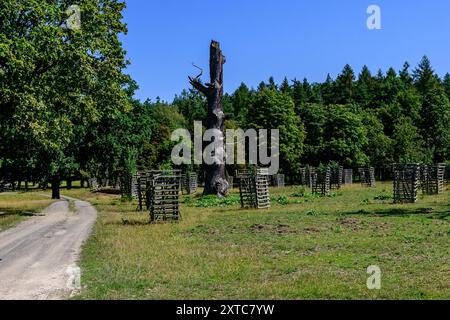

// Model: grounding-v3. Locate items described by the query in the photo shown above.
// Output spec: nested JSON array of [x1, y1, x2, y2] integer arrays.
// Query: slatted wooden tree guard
[[119, 174, 138, 198], [311, 167, 331, 196], [227, 176, 234, 189], [181, 173, 198, 195], [343, 169, 353, 185], [131, 175, 139, 198], [136, 172, 151, 211], [306, 167, 316, 188], [393, 164, 420, 203], [444, 166, 450, 184], [359, 167, 376, 187], [89, 178, 99, 192], [300, 168, 307, 186], [148, 170, 182, 223], [237, 169, 271, 209], [421, 163, 446, 195], [272, 174, 285, 188], [330, 166, 343, 189]]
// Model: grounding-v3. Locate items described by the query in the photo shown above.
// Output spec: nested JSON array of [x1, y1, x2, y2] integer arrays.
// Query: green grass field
[[0, 192, 55, 231], [63, 182, 450, 300]]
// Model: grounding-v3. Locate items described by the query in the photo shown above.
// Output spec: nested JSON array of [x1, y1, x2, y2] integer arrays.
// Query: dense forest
[[1, 1, 450, 194], [164, 57, 450, 181]]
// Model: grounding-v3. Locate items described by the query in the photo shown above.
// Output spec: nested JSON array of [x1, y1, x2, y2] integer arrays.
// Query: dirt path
[[0, 197, 97, 300]]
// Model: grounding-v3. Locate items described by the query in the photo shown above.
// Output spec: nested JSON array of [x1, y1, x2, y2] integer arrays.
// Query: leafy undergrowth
[[66, 183, 450, 300], [184, 194, 241, 208]]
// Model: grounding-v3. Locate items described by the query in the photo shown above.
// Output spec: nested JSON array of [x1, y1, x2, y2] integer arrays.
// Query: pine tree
[[414, 56, 450, 162], [292, 79, 307, 114], [334, 64, 356, 104], [280, 77, 292, 95], [442, 73, 450, 99], [400, 62, 413, 87], [231, 83, 254, 126], [320, 74, 335, 105], [267, 77, 278, 91], [413, 56, 437, 94], [356, 65, 374, 108]]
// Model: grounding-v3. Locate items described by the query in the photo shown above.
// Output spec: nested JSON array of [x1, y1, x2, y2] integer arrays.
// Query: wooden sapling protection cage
[[311, 167, 331, 196], [421, 163, 446, 195], [307, 167, 316, 188], [136, 172, 152, 211], [272, 174, 285, 188], [89, 178, 99, 192], [227, 176, 234, 189], [343, 169, 353, 185], [330, 166, 343, 190], [119, 173, 138, 199], [445, 166, 450, 184], [181, 173, 198, 195], [237, 169, 271, 209], [149, 170, 182, 223], [300, 168, 307, 186], [393, 164, 420, 203], [359, 167, 376, 187], [130, 175, 139, 199]]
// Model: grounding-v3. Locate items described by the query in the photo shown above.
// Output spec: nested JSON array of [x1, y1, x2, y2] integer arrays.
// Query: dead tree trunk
[[189, 40, 229, 197]]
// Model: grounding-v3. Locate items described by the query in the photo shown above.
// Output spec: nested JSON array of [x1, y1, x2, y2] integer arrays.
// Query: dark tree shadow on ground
[[340, 207, 450, 220], [0, 210, 41, 217], [105, 218, 182, 226]]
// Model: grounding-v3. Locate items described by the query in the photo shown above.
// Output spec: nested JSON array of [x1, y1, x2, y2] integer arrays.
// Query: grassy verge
[[66, 183, 450, 300], [0, 192, 55, 232]]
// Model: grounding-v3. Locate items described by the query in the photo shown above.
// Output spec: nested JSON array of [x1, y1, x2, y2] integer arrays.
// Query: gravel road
[[0, 198, 97, 300]]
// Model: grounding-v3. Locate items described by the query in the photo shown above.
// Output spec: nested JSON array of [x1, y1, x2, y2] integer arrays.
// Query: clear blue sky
[[120, 0, 450, 102]]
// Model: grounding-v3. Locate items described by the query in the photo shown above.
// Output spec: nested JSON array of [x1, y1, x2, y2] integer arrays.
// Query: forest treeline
[[1, 2, 450, 191], [171, 56, 450, 180], [78, 55, 450, 182]]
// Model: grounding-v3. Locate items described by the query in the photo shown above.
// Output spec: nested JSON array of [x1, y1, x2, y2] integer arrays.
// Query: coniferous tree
[[400, 62, 413, 87], [442, 73, 450, 99], [267, 77, 278, 91], [356, 65, 374, 108], [280, 77, 292, 95], [414, 56, 450, 162], [334, 64, 356, 104], [320, 74, 335, 105], [231, 83, 254, 126]]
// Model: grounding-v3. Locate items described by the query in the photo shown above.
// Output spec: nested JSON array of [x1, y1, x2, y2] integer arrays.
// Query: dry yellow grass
[[0, 192, 55, 231]]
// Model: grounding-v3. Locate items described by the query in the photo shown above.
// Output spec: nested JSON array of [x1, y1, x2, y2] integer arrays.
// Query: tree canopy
[[1, 2, 449, 188]]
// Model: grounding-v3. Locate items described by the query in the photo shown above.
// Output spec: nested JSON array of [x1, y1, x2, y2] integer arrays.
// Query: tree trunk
[[67, 178, 72, 190], [51, 176, 61, 199], [80, 179, 85, 188], [189, 40, 229, 197]]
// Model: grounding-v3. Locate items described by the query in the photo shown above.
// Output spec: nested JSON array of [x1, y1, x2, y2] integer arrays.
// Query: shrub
[[291, 186, 307, 198]]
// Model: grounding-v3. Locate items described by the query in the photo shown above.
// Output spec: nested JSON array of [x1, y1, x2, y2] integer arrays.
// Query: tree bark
[[51, 176, 61, 199], [189, 40, 229, 197]]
